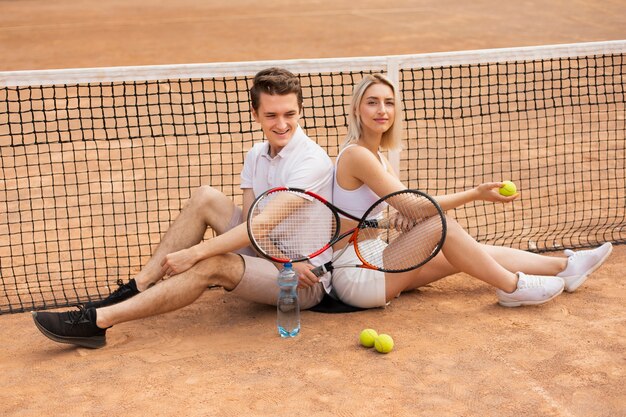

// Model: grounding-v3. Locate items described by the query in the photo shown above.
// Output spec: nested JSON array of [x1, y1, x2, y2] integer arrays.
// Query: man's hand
[[160, 247, 199, 277], [292, 262, 321, 289]]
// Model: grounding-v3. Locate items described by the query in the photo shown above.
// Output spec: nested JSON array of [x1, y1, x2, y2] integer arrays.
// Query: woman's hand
[[160, 247, 200, 277], [474, 182, 519, 203], [389, 212, 415, 232]]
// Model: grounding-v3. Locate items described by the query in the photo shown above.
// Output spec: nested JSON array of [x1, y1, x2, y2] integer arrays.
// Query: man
[[32, 68, 333, 348]]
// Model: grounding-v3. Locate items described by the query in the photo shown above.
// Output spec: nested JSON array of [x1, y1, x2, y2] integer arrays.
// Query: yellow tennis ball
[[499, 181, 517, 196], [359, 328, 378, 348], [374, 334, 394, 354]]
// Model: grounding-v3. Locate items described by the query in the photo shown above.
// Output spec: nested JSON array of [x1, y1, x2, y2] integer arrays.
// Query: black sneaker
[[83, 279, 139, 309], [31, 306, 107, 349]]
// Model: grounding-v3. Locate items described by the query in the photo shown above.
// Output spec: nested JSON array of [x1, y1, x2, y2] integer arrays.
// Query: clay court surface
[[1, 1, 625, 416]]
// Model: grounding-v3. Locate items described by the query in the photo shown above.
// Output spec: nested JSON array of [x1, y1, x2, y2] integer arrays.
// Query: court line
[[484, 346, 576, 417]]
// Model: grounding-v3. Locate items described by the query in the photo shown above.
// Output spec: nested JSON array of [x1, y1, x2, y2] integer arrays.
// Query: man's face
[[251, 92, 301, 157]]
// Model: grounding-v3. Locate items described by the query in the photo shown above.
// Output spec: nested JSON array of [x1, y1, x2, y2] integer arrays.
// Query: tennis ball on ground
[[499, 181, 517, 196], [374, 334, 394, 354], [359, 328, 378, 348]]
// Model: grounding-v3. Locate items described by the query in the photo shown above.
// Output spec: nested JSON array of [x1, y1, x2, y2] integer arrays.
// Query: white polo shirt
[[241, 125, 334, 291], [241, 125, 332, 199]]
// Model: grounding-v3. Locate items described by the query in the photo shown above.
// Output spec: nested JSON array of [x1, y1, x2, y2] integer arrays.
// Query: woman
[[330, 74, 612, 309]]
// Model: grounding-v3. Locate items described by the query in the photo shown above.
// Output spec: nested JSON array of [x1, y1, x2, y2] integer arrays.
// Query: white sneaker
[[496, 272, 564, 307], [557, 242, 613, 292]]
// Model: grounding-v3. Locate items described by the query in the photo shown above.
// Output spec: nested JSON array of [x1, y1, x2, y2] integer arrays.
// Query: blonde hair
[[343, 73, 403, 151]]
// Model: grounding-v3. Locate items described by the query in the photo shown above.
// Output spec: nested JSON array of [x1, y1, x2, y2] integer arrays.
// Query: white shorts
[[331, 245, 387, 309]]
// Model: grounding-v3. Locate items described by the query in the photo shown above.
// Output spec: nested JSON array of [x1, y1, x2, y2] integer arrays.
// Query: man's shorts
[[226, 206, 324, 309]]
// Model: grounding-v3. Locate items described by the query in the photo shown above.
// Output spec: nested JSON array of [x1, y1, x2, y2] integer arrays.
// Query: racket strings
[[249, 190, 337, 262], [356, 191, 445, 271]]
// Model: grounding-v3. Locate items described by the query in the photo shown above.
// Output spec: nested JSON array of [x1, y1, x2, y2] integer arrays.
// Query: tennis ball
[[499, 181, 517, 196], [374, 334, 394, 354], [359, 328, 378, 348]]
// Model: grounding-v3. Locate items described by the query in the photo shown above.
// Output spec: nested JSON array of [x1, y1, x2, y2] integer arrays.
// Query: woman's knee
[[444, 214, 460, 229], [442, 215, 466, 239]]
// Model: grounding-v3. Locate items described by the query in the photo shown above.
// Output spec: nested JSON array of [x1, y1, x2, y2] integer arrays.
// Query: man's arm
[[159, 189, 256, 276]]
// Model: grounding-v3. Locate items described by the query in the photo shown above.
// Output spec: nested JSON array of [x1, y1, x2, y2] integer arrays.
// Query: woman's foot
[[557, 242, 613, 292], [496, 272, 564, 307]]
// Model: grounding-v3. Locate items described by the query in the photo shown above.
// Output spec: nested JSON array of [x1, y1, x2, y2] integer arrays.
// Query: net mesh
[[1, 42, 624, 313], [401, 54, 625, 250]]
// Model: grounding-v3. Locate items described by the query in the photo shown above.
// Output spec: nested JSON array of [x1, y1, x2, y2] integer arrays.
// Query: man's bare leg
[[98, 253, 244, 327], [32, 253, 245, 348], [133, 185, 239, 291]]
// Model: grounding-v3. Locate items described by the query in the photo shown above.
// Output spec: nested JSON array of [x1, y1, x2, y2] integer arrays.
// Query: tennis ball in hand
[[499, 181, 517, 196], [359, 328, 378, 348], [374, 334, 394, 354]]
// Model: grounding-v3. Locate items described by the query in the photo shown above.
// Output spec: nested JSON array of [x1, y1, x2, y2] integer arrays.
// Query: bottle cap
[[284, 262, 292, 268]]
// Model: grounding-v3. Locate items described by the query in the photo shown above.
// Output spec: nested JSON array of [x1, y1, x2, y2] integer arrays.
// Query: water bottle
[[277, 263, 300, 338]]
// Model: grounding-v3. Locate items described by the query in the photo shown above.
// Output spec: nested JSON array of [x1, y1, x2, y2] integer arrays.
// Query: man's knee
[[185, 185, 235, 230], [194, 253, 245, 290], [189, 185, 225, 209]]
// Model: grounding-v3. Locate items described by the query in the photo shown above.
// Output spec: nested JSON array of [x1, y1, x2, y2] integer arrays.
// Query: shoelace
[[518, 275, 547, 289], [109, 279, 127, 296], [67, 305, 90, 326]]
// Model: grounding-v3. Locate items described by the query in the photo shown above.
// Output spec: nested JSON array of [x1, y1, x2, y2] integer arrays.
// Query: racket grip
[[311, 262, 333, 277], [361, 219, 380, 228]]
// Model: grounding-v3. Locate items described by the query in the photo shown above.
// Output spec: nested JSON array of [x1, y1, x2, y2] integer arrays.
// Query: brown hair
[[250, 68, 303, 112]]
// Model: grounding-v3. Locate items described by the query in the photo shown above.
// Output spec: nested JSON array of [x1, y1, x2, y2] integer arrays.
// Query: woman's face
[[358, 82, 395, 137]]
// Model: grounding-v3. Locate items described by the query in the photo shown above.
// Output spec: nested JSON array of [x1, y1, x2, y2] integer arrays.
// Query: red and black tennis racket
[[247, 187, 446, 275]]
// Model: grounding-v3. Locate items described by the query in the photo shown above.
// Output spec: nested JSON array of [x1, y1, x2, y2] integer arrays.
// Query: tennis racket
[[247, 187, 447, 275]]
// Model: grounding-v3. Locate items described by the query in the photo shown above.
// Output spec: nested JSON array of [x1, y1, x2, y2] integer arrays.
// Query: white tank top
[[333, 145, 386, 219]]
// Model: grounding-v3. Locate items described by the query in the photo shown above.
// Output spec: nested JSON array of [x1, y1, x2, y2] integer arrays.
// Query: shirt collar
[[261, 125, 306, 160]]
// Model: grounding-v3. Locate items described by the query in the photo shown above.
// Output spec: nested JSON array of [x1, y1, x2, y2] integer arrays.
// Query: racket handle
[[361, 219, 380, 228], [311, 262, 333, 277]]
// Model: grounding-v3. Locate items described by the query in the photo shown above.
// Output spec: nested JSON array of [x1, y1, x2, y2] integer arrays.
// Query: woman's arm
[[338, 146, 406, 197], [433, 183, 518, 211], [343, 147, 518, 212]]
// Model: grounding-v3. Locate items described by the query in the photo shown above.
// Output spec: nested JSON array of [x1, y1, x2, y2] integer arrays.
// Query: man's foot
[[557, 242, 613, 292], [83, 279, 139, 309], [32, 307, 106, 349], [496, 272, 564, 307]]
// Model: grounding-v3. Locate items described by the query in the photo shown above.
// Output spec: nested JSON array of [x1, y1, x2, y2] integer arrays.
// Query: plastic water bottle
[[277, 263, 300, 338]]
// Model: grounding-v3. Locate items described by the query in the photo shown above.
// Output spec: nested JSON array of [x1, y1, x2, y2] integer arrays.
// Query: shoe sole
[[31, 312, 106, 349], [498, 286, 564, 308], [562, 243, 613, 292]]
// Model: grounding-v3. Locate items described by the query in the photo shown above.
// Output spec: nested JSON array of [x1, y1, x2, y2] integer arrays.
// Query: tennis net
[[1, 40, 624, 313]]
